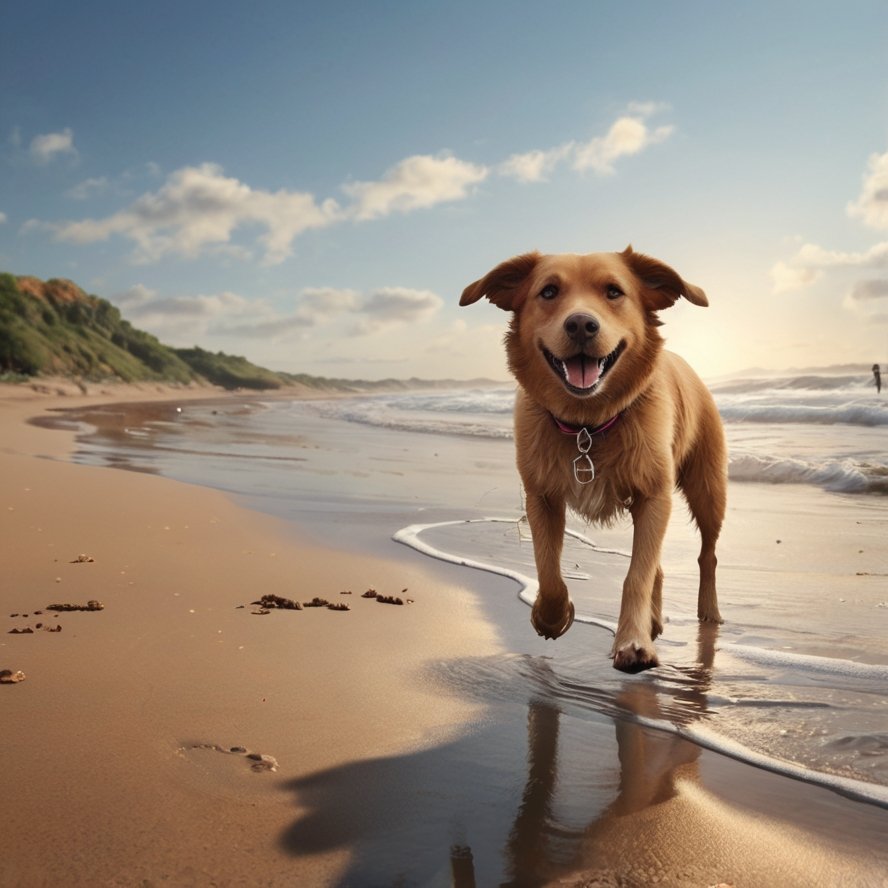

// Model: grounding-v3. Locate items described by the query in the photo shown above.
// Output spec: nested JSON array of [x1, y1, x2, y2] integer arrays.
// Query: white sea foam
[[393, 518, 619, 634], [394, 517, 888, 809], [726, 644, 888, 681], [676, 721, 888, 808]]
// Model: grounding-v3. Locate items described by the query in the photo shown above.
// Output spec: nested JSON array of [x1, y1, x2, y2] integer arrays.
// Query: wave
[[293, 391, 515, 439], [303, 381, 888, 437], [719, 400, 888, 427], [728, 453, 888, 494], [710, 373, 870, 394]]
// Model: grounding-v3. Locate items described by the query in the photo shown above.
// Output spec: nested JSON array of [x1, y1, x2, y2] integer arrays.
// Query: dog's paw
[[612, 641, 659, 673], [697, 610, 724, 625], [531, 598, 575, 640]]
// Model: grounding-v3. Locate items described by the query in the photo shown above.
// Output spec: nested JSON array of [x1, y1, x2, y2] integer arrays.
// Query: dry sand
[[2, 381, 887, 887]]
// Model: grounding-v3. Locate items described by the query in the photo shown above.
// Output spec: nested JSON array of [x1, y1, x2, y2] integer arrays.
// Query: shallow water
[[396, 516, 888, 807]]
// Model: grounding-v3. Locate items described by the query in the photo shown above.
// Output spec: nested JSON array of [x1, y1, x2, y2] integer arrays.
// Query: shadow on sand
[[279, 625, 719, 886]]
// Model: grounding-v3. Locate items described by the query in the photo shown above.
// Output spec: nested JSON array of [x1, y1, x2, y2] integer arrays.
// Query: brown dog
[[461, 247, 727, 673]]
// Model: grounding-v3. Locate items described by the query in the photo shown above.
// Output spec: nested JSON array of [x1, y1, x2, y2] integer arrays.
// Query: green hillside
[[0, 273, 284, 390]]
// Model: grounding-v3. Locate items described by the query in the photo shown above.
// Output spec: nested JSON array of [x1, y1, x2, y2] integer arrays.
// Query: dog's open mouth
[[543, 341, 625, 394]]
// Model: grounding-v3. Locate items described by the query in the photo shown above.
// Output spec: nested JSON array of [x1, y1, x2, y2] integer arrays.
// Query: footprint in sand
[[184, 743, 279, 773]]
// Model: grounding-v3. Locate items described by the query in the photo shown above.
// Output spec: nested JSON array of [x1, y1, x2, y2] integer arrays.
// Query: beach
[[2, 380, 888, 887]]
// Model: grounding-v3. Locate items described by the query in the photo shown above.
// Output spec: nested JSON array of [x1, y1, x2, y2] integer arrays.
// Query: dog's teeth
[[561, 360, 569, 378]]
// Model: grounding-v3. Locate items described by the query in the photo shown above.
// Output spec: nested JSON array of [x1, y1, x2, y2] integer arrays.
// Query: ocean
[[58, 368, 888, 820]]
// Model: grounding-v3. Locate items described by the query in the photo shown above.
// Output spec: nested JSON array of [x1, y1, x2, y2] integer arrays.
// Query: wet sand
[[2, 381, 887, 887]]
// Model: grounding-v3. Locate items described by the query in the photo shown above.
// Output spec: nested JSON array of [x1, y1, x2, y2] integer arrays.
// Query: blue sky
[[2, 1, 887, 380]]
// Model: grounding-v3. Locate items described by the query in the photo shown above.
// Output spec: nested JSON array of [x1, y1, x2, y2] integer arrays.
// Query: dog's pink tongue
[[564, 355, 601, 389]]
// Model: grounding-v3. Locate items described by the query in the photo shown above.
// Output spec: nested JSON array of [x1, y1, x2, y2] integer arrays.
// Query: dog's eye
[[606, 284, 624, 300], [539, 284, 559, 300]]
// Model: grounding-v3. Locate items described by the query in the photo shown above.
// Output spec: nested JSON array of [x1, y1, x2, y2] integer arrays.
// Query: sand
[[0, 383, 497, 885], [2, 381, 887, 887]]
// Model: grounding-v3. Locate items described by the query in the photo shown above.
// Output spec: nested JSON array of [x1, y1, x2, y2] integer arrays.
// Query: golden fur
[[461, 247, 727, 672]]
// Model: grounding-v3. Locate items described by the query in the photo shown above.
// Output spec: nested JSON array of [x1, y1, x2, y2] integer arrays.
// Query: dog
[[460, 247, 727, 673]]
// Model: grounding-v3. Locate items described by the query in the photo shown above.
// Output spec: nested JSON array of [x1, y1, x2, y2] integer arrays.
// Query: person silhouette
[[873, 364, 882, 394]]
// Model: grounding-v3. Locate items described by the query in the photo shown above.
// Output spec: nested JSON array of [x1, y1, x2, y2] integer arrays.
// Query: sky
[[2, 0, 888, 382]]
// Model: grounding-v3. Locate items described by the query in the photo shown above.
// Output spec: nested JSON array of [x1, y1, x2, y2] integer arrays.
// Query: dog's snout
[[564, 313, 600, 344]]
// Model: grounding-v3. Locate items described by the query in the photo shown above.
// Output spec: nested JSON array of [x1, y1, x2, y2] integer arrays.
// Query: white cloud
[[499, 104, 674, 183], [771, 240, 888, 293], [66, 177, 110, 200], [19, 218, 45, 235], [499, 145, 574, 183], [54, 163, 342, 265], [294, 287, 361, 325], [774, 150, 888, 293], [796, 241, 888, 267], [39, 104, 672, 266], [113, 283, 279, 344], [770, 260, 822, 294], [856, 279, 888, 301], [290, 285, 442, 335], [115, 285, 257, 322], [426, 318, 500, 358], [847, 150, 888, 230], [626, 100, 672, 117], [48, 156, 488, 264], [573, 116, 674, 174], [112, 281, 443, 344], [114, 283, 157, 309], [342, 153, 488, 221], [842, 278, 888, 325], [361, 287, 442, 326], [846, 278, 888, 303], [30, 128, 77, 164], [0, 211, 7, 225]]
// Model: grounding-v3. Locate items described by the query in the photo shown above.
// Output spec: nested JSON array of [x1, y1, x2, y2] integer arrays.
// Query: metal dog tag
[[573, 427, 595, 484], [573, 452, 595, 484]]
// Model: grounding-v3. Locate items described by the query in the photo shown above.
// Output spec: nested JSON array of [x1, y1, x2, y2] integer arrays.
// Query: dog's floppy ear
[[620, 245, 708, 309], [460, 252, 540, 312]]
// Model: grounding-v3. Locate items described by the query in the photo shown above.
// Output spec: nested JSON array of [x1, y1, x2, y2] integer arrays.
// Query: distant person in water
[[873, 364, 882, 394]]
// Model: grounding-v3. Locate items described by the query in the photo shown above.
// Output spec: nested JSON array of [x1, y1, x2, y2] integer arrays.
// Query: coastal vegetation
[[0, 272, 500, 392], [0, 273, 339, 391]]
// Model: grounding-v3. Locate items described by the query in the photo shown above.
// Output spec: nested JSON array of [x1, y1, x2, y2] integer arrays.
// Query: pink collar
[[551, 411, 623, 437]]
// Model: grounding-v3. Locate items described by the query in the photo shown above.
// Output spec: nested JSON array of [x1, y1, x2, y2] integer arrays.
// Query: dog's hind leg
[[679, 441, 726, 625]]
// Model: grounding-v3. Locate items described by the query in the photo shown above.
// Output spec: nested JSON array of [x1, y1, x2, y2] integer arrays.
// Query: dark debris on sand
[[46, 600, 104, 612], [251, 593, 302, 611], [0, 669, 27, 684], [243, 588, 412, 614]]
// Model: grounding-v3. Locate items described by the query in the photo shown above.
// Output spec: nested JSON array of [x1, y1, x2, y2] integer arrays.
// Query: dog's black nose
[[564, 313, 600, 343]]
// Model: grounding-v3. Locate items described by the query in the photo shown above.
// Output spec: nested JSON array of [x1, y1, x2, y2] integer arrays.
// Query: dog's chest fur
[[514, 389, 671, 525]]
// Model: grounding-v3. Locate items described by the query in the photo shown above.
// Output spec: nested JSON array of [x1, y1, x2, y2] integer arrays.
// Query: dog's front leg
[[613, 491, 672, 672], [525, 492, 575, 639]]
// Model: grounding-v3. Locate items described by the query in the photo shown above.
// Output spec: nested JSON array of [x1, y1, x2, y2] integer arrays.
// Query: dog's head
[[460, 247, 707, 419]]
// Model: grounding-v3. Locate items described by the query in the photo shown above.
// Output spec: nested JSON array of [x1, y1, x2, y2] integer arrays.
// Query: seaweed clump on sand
[[46, 600, 104, 612], [251, 594, 302, 611]]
